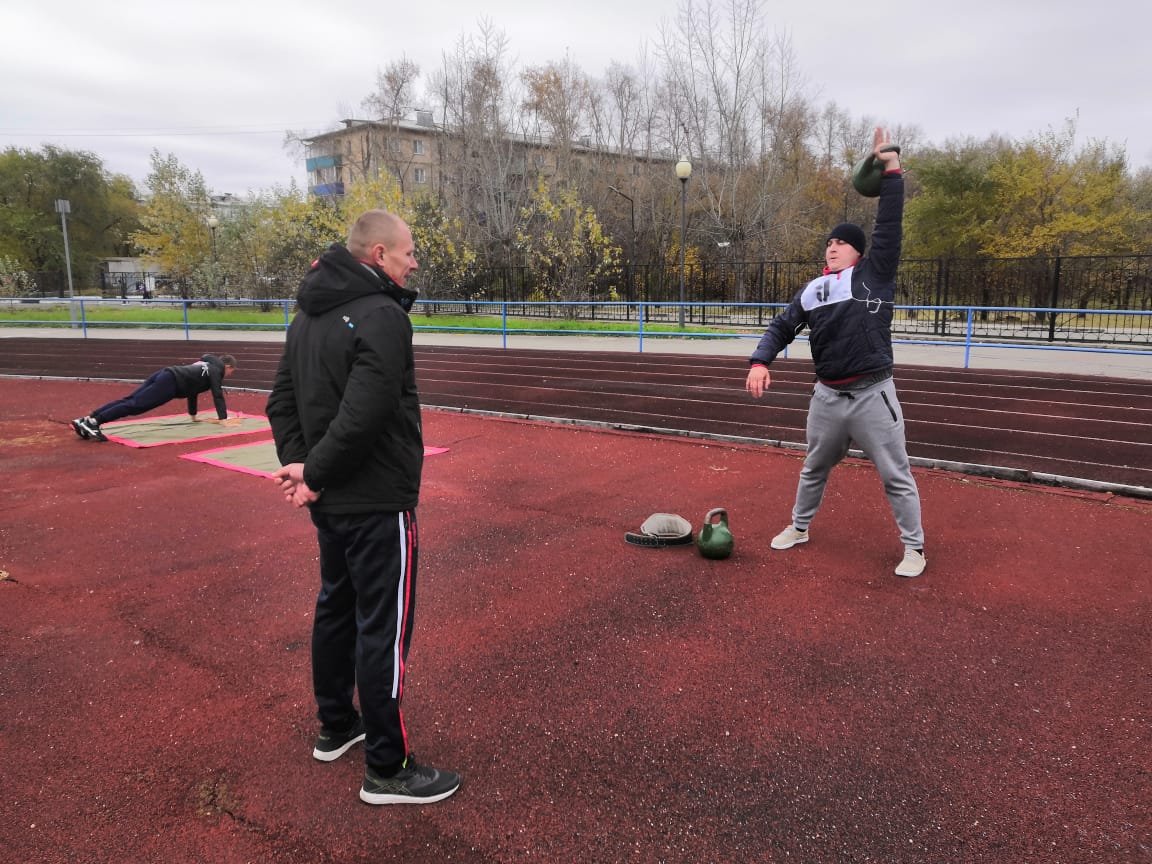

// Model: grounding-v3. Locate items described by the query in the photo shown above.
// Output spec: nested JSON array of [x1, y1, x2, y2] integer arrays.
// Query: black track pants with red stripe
[[310, 509, 418, 773]]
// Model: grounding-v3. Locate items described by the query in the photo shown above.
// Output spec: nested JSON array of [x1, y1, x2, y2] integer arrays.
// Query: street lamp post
[[206, 214, 219, 295], [54, 199, 77, 326], [607, 185, 635, 299], [675, 156, 692, 327]]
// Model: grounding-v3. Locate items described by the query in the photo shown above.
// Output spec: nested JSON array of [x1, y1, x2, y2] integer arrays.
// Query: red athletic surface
[[2, 377, 1149, 863], [1, 337, 1149, 491]]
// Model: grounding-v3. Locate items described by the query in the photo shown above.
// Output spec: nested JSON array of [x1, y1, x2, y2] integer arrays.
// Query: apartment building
[[303, 111, 668, 200], [304, 112, 440, 198]]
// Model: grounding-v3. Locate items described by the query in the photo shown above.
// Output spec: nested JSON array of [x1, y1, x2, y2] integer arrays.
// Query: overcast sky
[[3, 0, 1149, 196]]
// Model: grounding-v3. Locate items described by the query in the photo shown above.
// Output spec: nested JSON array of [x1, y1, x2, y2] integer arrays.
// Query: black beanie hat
[[827, 223, 866, 256]]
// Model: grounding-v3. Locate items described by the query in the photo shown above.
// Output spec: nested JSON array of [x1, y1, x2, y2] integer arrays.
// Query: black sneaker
[[79, 416, 107, 442], [70, 417, 91, 440], [360, 756, 461, 805], [312, 717, 365, 762]]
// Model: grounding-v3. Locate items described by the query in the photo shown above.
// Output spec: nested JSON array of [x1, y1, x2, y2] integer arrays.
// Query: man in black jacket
[[745, 127, 925, 578], [71, 353, 237, 442], [266, 209, 461, 805]]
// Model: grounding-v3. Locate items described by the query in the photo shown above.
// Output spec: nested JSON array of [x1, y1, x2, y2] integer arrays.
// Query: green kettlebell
[[850, 145, 902, 198], [697, 508, 734, 560]]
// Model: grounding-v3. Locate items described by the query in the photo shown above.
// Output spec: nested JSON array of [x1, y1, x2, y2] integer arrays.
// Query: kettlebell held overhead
[[851, 145, 901, 197]]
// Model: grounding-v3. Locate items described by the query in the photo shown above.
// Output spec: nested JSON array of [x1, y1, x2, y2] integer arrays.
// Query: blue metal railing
[[2, 297, 1150, 366]]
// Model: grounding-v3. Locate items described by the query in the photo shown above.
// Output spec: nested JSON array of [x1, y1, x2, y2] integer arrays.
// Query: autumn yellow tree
[[218, 184, 345, 300], [406, 194, 479, 303], [906, 123, 1148, 262], [339, 175, 480, 300], [338, 174, 405, 227], [903, 139, 1008, 260], [980, 129, 1147, 258], [515, 177, 621, 314], [0, 256, 37, 297], [232, 175, 477, 304], [131, 151, 215, 296], [203, 175, 400, 302]]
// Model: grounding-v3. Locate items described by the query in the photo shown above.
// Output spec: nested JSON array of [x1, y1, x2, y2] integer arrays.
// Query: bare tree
[[429, 20, 538, 272], [602, 62, 645, 156], [657, 0, 820, 281], [355, 57, 424, 193], [739, 30, 816, 260], [521, 55, 594, 182], [306, 2, 950, 294], [363, 57, 420, 124]]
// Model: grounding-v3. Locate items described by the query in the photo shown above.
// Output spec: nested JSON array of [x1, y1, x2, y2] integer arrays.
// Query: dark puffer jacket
[[750, 172, 904, 382], [266, 243, 422, 514]]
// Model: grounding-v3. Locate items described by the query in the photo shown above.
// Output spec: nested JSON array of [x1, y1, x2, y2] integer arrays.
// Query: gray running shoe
[[312, 717, 365, 762], [360, 756, 461, 805]]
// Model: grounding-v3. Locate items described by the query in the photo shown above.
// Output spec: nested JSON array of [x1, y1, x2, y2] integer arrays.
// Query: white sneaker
[[895, 549, 926, 578], [771, 525, 809, 550]]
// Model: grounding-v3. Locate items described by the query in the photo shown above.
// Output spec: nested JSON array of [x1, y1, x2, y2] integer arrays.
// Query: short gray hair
[[347, 210, 404, 258]]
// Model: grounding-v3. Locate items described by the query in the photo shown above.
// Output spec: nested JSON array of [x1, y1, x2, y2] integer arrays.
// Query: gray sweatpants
[[791, 377, 924, 549]]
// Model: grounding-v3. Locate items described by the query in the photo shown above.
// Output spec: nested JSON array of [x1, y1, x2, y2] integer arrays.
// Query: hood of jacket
[[296, 242, 418, 315]]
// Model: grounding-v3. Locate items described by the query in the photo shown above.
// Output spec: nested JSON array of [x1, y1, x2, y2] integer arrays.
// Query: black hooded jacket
[[266, 242, 423, 513]]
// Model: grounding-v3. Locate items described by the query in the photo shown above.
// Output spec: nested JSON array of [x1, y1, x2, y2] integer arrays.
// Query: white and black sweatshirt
[[750, 171, 905, 384]]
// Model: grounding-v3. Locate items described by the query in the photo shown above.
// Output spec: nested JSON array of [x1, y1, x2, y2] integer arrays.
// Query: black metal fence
[[17, 255, 1152, 324], [410, 300, 1152, 348], [19, 269, 170, 299], [460, 254, 1152, 312]]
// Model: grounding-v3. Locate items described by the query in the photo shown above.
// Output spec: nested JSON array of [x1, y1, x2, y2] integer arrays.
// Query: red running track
[[414, 346, 1152, 494], [2, 377, 1149, 863], [1, 337, 1149, 494]]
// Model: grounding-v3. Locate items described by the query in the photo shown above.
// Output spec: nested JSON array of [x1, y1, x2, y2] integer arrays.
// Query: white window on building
[[414, 168, 428, 184], [413, 139, 425, 155]]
